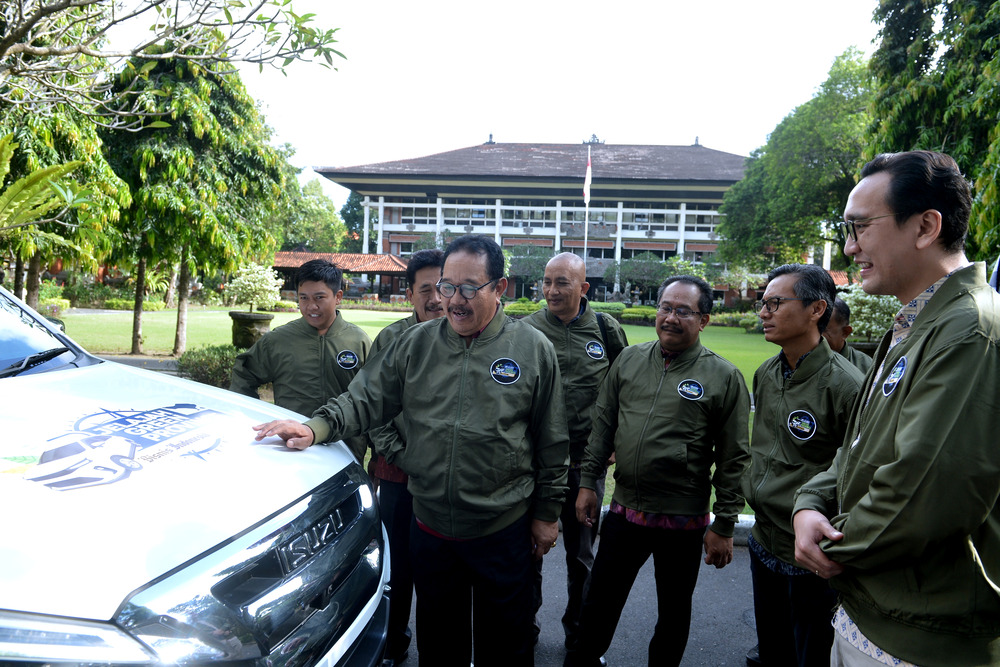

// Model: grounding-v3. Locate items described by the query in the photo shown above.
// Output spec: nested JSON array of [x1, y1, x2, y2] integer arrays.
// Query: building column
[[495, 199, 503, 244], [436, 197, 444, 246], [677, 202, 687, 257], [554, 200, 562, 252], [363, 196, 371, 255], [614, 201, 624, 293], [377, 196, 385, 255]]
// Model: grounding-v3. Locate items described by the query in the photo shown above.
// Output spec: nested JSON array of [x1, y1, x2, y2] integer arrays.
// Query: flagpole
[[583, 145, 592, 274]]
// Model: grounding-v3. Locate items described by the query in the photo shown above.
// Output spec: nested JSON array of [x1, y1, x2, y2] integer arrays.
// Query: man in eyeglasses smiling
[[252, 234, 569, 667], [743, 264, 864, 667], [793, 151, 1000, 666], [565, 275, 750, 667]]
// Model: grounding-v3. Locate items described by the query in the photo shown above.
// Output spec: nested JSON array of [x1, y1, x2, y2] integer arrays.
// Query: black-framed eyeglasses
[[436, 279, 497, 299], [839, 213, 897, 242], [657, 305, 703, 319], [755, 297, 808, 313]]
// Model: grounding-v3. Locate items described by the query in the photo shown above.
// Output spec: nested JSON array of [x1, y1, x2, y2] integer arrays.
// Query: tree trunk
[[131, 257, 147, 355], [25, 252, 42, 309], [173, 256, 190, 356], [13, 255, 25, 299], [164, 264, 178, 308]]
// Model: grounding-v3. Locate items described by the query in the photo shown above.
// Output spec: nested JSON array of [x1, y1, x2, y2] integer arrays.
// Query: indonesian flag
[[583, 146, 592, 205]]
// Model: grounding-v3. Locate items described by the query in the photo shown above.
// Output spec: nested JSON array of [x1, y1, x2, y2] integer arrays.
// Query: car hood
[[0, 361, 356, 621]]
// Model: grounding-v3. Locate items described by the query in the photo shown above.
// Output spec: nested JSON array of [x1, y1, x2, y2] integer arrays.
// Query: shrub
[[39, 279, 64, 300], [226, 264, 283, 312], [504, 300, 541, 316], [104, 298, 166, 311], [621, 306, 657, 324], [841, 283, 898, 341], [262, 300, 298, 312], [708, 312, 748, 328], [38, 298, 70, 318], [177, 344, 242, 388], [591, 301, 626, 315], [739, 314, 764, 333]]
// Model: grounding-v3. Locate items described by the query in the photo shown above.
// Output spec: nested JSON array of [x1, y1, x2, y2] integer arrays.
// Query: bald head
[[542, 253, 590, 322]]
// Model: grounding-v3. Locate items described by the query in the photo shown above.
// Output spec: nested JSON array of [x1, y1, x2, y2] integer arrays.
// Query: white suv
[[0, 286, 390, 666]]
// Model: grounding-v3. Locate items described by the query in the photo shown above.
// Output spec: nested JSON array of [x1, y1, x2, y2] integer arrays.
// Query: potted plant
[[226, 264, 284, 348]]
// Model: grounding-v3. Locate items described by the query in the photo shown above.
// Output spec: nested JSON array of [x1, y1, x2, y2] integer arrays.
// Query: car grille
[[114, 462, 385, 665]]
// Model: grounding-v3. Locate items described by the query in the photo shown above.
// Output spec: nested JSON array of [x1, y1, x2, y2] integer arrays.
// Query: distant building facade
[[317, 141, 746, 296]]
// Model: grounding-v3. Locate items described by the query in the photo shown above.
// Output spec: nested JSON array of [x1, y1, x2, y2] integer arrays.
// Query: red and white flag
[[583, 146, 592, 205]]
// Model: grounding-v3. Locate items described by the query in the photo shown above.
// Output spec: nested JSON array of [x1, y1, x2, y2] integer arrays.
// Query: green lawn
[[61, 307, 409, 354]]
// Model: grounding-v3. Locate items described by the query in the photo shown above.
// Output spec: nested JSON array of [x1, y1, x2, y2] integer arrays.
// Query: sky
[[236, 0, 882, 210]]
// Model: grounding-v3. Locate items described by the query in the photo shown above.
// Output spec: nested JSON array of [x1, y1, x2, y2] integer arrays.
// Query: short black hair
[[443, 235, 505, 282], [296, 259, 343, 293], [406, 248, 444, 285], [831, 297, 851, 326], [657, 275, 714, 314], [767, 263, 836, 333], [860, 151, 971, 253]]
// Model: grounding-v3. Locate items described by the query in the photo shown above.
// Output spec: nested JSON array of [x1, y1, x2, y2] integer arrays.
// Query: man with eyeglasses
[[742, 264, 865, 667], [252, 235, 569, 667], [793, 151, 1000, 667], [564, 275, 750, 667], [524, 252, 628, 651], [364, 248, 444, 667]]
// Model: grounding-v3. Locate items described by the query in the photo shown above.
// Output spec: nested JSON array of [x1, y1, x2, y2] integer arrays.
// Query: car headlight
[[0, 610, 155, 664]]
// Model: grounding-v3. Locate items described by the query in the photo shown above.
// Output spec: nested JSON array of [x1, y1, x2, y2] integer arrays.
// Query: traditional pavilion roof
[[273, 251, 408, 274], [316, 142, 747, 201]]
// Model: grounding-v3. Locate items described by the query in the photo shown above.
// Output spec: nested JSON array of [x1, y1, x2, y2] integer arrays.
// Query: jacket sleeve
[[708, 368, 751, 537], [229, 340, 269, 399], [305, 338, 406, 445], [529, 343, 570, 523], [819, 336, 1000, 569], [581, 359, 620, 490], [369, 419, 407, 465]]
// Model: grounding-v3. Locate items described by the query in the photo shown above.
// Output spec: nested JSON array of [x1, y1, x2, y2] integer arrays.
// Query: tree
[[508, 245, 554, 298], [605, 252, 669, 302], [227, 262, 283, 311], [0, 106, 130, 305], [100, 50, 285, 355], [279, 178, 348, 252], [717, 49, 872, 271], [339, 190, 379, 253], [868, 0, 1000, 259], [1, 0, 343, 128]]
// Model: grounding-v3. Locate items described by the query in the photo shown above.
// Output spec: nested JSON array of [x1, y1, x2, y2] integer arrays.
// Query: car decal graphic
[[20, 403, 228, 491]]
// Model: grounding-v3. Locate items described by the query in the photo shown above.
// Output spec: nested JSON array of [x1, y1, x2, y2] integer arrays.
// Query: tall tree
[[339, 190, 379, 253], [101, 48, 285, 355], [279, 178, 348, 252], [717, 49, 872, 271], [508, 245, 554, 298], [1, 0, 342, 127], [868, 0, 1000, 259], [605, 252, 669, 303], [0, 105, 130, 305]]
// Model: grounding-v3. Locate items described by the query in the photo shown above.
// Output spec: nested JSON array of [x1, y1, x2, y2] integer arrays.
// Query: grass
[[61, 307, 409, 354], [63, 307, 768, 513]]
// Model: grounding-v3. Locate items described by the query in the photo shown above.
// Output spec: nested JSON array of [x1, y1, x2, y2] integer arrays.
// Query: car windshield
[[0, 289, 79, 374]]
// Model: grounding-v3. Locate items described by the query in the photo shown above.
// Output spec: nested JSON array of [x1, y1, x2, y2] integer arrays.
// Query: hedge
[[176, 344, 242, 388], [103, 298, 166, 311], [38, 298, 71, 319]]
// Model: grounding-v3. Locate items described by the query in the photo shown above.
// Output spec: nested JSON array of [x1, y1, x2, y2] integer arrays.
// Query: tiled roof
[[828, 270, 850, 287], [317, 143, 746, 182], [273, 251, 408, 274]]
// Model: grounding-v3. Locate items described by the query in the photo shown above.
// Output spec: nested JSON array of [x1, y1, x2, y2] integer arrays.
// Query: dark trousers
[[564, 511, 704, 667], [749, 547, 837, 667], [533, 466, 605, 644], [410, 513, 535, 667], [378, 479, 413, 660]]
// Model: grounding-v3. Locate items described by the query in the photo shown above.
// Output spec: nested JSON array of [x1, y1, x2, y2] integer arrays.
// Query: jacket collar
[[543, 296, 595, 328]]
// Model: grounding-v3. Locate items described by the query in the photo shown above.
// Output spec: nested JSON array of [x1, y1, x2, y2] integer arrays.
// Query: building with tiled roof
[[272, 251, 409, 299], [317, 140, 746, 294]]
